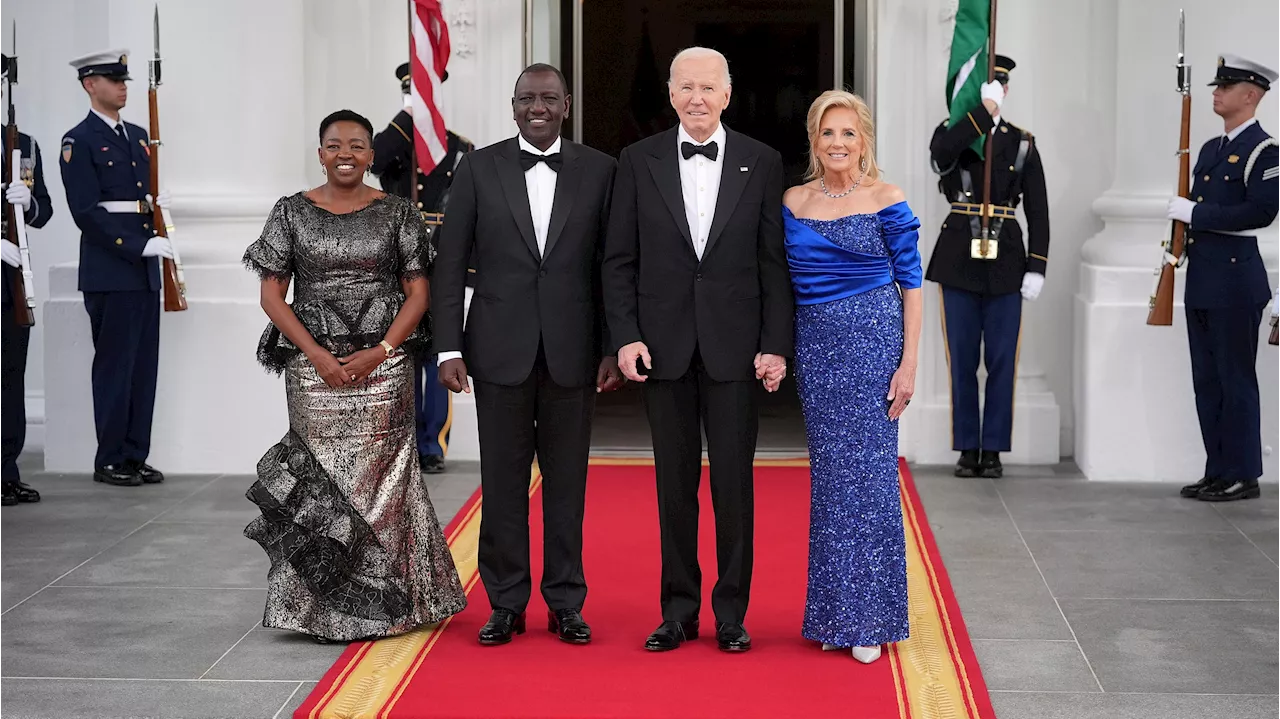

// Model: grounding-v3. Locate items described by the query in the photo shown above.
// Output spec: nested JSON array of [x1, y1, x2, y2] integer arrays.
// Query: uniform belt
[[1195, 229, 1256, 238], [949, 202, 1017, 219], [419, 211, 444, 226], [98, 200, 152, 214]]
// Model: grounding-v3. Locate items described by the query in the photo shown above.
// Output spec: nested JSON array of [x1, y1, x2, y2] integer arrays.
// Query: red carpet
[[298, 458, 995, 719]]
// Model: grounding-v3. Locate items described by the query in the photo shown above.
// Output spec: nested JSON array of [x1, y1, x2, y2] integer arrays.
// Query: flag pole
[[408, 0, 419, 208], [979, 0, 998, 257]]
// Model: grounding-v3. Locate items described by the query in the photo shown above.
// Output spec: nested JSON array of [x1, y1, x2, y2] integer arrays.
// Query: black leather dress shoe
[[1197, 478, 1260, 502], [130, 462, 165, 484], [420, 454, 446, 474], [1180, 476, 1216, 498], [94, 465, 142, 487], [644, 620, 698, 651], [3, 482, 38, 505], [547, 608, 591, 644], [478, 608, 526, 645], [978, 451, 1003, 479], [954, 450, 979, 478], [716, 623, 752, 653]]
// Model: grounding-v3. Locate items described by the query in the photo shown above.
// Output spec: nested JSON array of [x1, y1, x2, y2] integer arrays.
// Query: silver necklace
[[821, 170, 866, 199]]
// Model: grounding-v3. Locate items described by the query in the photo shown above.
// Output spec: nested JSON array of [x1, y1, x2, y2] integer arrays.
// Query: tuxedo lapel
[[494, 139, 541, 261], [645, 128, 695, 252], [703, 128, 756, 260], [542, 140, 580, 263]]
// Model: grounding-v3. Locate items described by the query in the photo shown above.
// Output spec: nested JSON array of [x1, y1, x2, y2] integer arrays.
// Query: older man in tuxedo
[[433, 63, 623, 647], [603, 46, 793, 653]]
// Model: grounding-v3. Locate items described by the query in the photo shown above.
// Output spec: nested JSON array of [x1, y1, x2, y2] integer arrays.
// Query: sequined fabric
[[242, 192, 433, 373], [243, 192, 466, 641], [791, 212, 911, 647]]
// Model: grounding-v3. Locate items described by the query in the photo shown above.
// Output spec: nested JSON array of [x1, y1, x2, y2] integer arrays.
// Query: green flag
[[945, 0, 991, 154]]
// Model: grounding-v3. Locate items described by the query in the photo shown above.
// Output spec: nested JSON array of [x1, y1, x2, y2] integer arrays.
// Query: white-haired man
[[602, 46, 793, 653]]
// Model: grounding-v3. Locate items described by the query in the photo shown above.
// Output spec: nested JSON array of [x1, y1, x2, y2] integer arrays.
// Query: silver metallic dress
[[242, 192, 467, 641]]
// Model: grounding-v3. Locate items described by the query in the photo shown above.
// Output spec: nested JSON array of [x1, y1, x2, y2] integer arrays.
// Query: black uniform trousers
[[643, 346, 757, 626], [84, 290, 160, 468], [1, 303, 30, 484], [1186, 302, 1267, 481], [473, 345, 596, 614], [940, 286, 1022, 452]]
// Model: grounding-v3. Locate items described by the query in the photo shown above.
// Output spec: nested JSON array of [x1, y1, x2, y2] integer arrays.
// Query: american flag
[[409, 0, 451, 176]]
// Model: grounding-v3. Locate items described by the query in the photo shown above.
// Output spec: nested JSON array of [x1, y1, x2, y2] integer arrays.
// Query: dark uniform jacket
[[2, 131, 54, 309], [371, 111, 475, 286], [59, 112, 158, 293], [927, 102, 1049, 296], [1184, 120, 1278, 309]]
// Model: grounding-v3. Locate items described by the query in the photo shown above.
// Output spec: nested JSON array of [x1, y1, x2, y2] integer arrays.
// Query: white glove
[[1167, 197, 1195, 225], [1020, 271, 1045, 301], [4, 181, 32, 211], [141, 236, 174, 259], [980, 81, 1005, 109], [403, 94, 413, 111], [0, 241, 19, 268], [147, 190, 171, 210], [1272, 289, 1278, 318]]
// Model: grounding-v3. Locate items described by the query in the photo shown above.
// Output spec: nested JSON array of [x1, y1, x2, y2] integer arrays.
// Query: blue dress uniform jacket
[[2, 130, 53, 487], [58, 110, 161, 472], [59, 112, 158, 293], [1183, 120, 1277, 484], [1185, 121, 1278, 309]]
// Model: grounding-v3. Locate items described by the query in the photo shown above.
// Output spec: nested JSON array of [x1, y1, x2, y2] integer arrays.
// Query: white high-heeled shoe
[[851, 645, 882, 664]]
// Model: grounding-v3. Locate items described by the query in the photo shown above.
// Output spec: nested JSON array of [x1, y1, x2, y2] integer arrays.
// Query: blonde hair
[[805, 90, 880, 183]]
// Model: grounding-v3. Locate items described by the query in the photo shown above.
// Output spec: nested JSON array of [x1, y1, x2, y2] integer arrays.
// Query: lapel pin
[[740, 166, 749, 172]]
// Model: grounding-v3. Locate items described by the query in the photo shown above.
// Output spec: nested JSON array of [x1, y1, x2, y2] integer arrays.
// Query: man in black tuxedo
[[432, 63, 624, 647], [602, 46, 793, 654]]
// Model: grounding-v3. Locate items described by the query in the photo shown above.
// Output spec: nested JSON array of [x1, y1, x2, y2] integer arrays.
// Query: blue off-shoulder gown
[[783, 201, 923, 647]]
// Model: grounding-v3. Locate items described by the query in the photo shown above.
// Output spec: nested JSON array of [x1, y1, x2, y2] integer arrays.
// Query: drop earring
[[860, 157, 867, 171], [320, 165, 327, 176]]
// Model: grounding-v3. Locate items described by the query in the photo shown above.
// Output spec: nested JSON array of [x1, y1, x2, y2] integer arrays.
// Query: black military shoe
[[1, 484, 17, 506], [1197, 478, 1260, 502], [94, 464, 142, 487], [130, 461, 165, 484], [547, 608, 592, 644], [420, 454, 446, 474], [1180, 476, 1216, 498], [9, 481, 40, 503], [716, 623, 752, 653], [478, 608, 526, 645], [644, 620, 698, 651], [954, 450, 980, 477], [978, 451, 1003, 479]]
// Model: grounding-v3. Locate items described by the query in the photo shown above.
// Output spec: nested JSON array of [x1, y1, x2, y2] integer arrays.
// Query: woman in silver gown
[[242, 110, 466, 642]]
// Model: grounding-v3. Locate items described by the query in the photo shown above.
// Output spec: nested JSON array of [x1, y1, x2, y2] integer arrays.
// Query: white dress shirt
[[677, 123, 726, 260], [91, 107, 127, 140], [438, 134, 561, 365]]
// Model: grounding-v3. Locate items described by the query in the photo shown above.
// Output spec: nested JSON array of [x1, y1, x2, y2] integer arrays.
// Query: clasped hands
[[310, 344, 392, 389], [617, 342, 787, 393]]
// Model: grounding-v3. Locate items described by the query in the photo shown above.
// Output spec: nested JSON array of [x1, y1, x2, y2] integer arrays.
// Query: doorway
[[534, 0, 864, 452]]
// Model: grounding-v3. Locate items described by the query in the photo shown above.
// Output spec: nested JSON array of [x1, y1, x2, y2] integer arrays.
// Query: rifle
[[4, 22, 34, 327], [149, 5, 187, 312], [1146, 10, 1191, 326]]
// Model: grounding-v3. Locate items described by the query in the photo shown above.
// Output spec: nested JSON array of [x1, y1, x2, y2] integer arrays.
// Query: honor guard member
[[60, 49, 172, 488], [1, 54, 54, 507], [928, 55, 1049, 479], [371, 62, 473, 474], [1168, 55, 1278, 502]]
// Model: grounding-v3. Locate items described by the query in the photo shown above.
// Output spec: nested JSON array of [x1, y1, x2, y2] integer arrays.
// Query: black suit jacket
[[602, 125, 793, 382], [926, 102, 1050, 296], [431, 137, 617, 388]]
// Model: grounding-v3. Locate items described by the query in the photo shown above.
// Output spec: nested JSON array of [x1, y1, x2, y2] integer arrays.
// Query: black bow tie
[[681, 140, 718, 161], [519, 150, 563, 172]]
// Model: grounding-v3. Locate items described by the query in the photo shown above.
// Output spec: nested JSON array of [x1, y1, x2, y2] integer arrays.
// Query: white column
[[1074, 0, 1280, 481], [43, 0, 307, 473]]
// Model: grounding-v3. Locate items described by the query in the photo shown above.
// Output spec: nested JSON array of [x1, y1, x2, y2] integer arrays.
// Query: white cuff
[[436, 351, 462, 365]]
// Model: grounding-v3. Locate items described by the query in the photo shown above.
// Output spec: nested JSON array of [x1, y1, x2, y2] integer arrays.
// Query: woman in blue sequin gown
[[780, 90, 923, 663]]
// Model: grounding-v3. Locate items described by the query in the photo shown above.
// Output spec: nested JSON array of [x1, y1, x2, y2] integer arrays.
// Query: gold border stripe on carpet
[[311, 468, 540, 719], [898, 472, 981, 719]]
